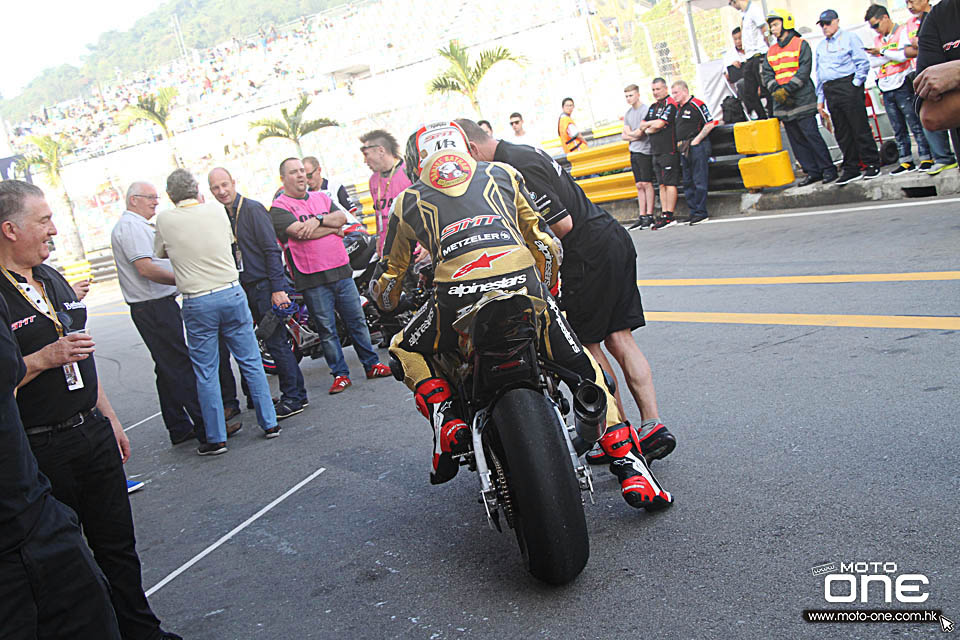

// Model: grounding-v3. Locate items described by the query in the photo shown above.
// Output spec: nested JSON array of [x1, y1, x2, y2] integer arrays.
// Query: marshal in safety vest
[[874, 23, 912, 81], [766, 35, 803, 85], [558, 114, 588, 153]]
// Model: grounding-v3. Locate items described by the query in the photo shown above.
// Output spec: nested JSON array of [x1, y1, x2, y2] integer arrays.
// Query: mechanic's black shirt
[[916, 0, 960, 148], [0, 294, 50, 554], [675, 96, 712, 142], [0, 264, 98, 428], [492, 141, 622, 266], [649, 97, 679, 155]]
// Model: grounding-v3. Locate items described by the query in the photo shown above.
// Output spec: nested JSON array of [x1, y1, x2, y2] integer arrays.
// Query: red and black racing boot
[[598, 423, 673, 510], [415, 378, 471, 485]]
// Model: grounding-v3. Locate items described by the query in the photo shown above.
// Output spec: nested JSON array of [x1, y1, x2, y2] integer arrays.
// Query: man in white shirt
[[503, 112, 533, 145], [730, 0, 771, 118], [723, 27, 749, 106]]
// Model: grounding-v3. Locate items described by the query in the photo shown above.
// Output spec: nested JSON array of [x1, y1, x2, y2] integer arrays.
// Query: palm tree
[[249, 95, 339, 156], [429, 41, 524, 116], [116, 87, 181, 167], [18, 134, 86, 260]]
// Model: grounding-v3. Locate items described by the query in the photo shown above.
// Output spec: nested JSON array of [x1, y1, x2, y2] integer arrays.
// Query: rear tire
[[491, 388, 589, 585]]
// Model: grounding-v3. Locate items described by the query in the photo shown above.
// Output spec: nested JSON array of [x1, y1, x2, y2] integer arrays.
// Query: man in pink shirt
[[269, 158, 391, 394], [360, 129, 411, 254]]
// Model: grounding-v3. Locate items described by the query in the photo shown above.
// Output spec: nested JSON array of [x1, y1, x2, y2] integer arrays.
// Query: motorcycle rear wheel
[[490, 388, 589, 585]]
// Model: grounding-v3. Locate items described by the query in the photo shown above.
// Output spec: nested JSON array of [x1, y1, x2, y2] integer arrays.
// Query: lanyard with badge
[[228, 196, 245, 273], [1, 265, 85, 390]]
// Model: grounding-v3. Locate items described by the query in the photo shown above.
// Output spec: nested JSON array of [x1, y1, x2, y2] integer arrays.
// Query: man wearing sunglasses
[[303, 156, 357, 213], [359, 129, 411, 255], [504, 112, 532, 145]]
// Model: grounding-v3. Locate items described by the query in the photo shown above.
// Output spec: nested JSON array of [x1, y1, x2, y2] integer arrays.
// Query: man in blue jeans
[[671, 80, 719, 225], [269, 158, 391, 395], [154, 169, 280, 455], [208, 167, 307, 419]]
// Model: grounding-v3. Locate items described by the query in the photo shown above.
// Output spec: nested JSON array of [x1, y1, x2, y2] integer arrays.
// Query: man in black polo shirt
[[914, 0, 960, 148], [208, 166, 307, 418], [0, 292, 121, 638], [0, 181, 181, 640], [458, 120, 678, 468], [672, 80, 719, 225], [636, 77, 681, 230]]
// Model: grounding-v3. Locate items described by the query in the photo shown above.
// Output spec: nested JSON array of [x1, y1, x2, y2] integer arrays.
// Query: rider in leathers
[[370, 122, 672, 510]]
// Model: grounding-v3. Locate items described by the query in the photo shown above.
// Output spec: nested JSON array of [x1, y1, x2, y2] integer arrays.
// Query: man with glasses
[[815, 9, 881, 185], [864, 4, 933, 175], [504, 112, 533, 145], [359, 129, 411, 254], [303, 155, 358, 213]]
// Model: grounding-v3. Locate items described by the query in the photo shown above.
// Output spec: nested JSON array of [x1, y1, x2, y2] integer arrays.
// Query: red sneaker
[[328, 376, 352, 394], [366, 363, 392, 379]]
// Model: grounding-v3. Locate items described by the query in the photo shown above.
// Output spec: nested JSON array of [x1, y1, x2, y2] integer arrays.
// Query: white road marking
[[124, 411, 162, 432], [145, 467, 326, 597]]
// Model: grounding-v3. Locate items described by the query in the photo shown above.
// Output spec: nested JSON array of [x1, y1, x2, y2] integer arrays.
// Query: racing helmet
[[403, 121, 470, 183], [766, 8, 794, 30]]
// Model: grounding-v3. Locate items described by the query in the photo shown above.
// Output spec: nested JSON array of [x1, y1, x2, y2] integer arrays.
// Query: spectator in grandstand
[[729, 0, 772, 119], [269, 158, 391, 395], [636, 78, 680, 230], [504, 112, 534, 145], [864, 4, 933, 175], [904, 0, 958, 173], [558, 97, 588, 153], [815, 9, 881, 185], [458, 119, 677, 469], [621, 84, 655, 229], [111, 181, 220, 445], [154, 169, 281, 454], [360, 129, 412, 254], [303, 156, 357, 212], [671, 81, 718, 225], [0, 180, 181, 639], [914, 0, 960, 137], [478, 120, 494, 136], [723, 27, 749, 105], [208, 167, 307, 419], [761, 9, 837, 186]]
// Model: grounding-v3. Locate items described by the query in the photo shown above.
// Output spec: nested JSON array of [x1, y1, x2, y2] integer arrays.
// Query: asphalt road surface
[[88, 198, 959, 639]]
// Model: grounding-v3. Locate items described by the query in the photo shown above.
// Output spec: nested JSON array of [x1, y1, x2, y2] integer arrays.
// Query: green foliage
[[249, 94, 338, 155], [116, 88, 180, 137], [429, 41, 524, 116], [0, 0, 350, 121], [18, 134, 74, 188]]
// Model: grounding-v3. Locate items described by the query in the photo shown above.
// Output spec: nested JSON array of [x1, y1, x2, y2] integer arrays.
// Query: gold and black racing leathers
[[370, 149, 623, 430]]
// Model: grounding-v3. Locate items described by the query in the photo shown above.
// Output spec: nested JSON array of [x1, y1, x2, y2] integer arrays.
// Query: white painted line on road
[[145, 467, 326, 597], [693, 196, 960, 225], [124, 411, 162, 432]]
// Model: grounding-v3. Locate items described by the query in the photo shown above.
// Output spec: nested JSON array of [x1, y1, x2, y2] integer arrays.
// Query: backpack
[[722, 96, 748, 124]]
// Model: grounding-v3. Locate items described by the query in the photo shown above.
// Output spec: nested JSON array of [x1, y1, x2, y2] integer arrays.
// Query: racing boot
[[415, 378, 471, 485], [598, 423, 673, 510]]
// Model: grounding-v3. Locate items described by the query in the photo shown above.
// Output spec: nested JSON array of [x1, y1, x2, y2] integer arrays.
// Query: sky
[[0, 0, 167, 99]]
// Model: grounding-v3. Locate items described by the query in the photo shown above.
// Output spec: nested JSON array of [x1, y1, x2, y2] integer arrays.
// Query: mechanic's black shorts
[[630, 151, 654, 183], [653, 152, 681, 187], [560, 227, 645, 344]]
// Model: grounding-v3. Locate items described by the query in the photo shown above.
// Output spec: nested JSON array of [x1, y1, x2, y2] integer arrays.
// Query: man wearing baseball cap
[[814, 9, 881, 185]]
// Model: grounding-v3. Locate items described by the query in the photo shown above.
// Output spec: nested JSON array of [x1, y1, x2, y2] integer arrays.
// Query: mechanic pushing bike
[[369, 121, 672, 510]]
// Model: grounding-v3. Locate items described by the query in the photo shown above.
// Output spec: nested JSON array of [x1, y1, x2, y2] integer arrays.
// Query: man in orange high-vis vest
[[558, 97, 588, 153], [864, 4, 933, 174], [761, 9, 836, 185]]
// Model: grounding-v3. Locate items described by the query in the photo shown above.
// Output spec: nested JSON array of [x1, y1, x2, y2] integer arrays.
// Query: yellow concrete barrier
[[577, 171, 637, 204], [567, 141, 631, 178], [738, 150, 795, 188], [733, 118, 783, 155], [62, 260, 93, 284]]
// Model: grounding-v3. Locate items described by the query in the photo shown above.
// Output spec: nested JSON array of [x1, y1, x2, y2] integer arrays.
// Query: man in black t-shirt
[[458, 120, 678, 468], [0, 180, 181, 640], [636, 77, 681, 230], [672, 80, 720, 225], [914, 0, 960, 154]]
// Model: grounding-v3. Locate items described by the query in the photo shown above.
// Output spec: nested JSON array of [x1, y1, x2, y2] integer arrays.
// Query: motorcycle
[[430, 290, 607, 585]]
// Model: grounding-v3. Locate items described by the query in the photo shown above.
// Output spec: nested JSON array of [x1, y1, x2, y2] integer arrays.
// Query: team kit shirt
[[675, 97, 712, 142], [648, 97, 679, 155], [915, 0, 960, 149]]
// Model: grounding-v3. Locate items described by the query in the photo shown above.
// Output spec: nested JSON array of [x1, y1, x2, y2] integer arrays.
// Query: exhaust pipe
[[571, 380, 606, 456]]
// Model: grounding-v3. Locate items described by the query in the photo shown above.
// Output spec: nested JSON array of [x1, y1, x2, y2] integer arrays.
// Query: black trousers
[[130, 295, 204, 442], [27, 413, 163, 640], [0, 496, 121, 640], [742, 54, 770, 119], [823, 76, 880, 173], [783, 115, 835, 179]]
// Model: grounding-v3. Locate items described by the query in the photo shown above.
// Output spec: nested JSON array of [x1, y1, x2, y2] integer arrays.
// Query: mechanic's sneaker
[[651, 213, 675, 230], [862, 165, 881, 180], [263, 426, 281, 439], [366, 363, 392, 379], [918, 159, 935, 172], [274, 399, 303, 420], [688, 214, 708, 225], [927, 161, 958, 175], [329, 376, 352, 394], [610, 453, 674, 510], [636, 421, 677, 462], [126, 479, 145, 494], [890, 162, 915, 175], [834, 171, 861, 186], [585, 441, 611, 465], [197, 442, 227, 456]]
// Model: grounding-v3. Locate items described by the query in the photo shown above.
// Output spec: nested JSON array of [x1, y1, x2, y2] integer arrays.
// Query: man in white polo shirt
[[153, 169, 279, 455], [730, 0, 772, 119]]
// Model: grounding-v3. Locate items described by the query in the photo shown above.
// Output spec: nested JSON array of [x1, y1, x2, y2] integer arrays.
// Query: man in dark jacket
[[761, 9, 837, 185]]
